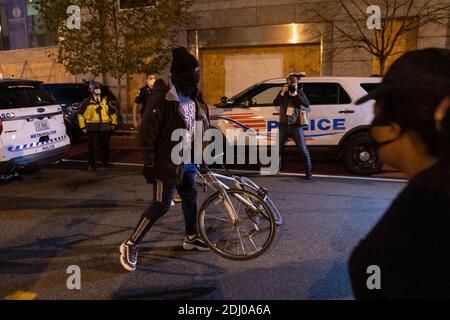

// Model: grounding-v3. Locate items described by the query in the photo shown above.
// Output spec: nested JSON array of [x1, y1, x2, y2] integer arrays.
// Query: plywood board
[[224, 54, 283, 98]]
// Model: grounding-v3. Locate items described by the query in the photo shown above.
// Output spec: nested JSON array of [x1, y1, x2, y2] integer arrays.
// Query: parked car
[[210, 76, 382, 175], [0, 78, 71, 175], [43, 83, 120, 141]]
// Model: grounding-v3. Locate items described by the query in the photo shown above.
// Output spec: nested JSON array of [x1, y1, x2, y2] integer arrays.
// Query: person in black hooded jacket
[[119, 47, 210, 272]]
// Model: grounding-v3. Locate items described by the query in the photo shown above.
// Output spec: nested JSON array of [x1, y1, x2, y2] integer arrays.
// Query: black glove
[[143, 165, 157, 184]]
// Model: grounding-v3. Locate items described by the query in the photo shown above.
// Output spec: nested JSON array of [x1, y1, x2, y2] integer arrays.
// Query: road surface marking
[[62, 159, 407, 183], [62, 159, 143, 167], [277, 172, 407, 183]]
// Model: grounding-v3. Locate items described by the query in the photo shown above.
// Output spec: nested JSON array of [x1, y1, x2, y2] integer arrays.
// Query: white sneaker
[[182, 235, 210, 251]]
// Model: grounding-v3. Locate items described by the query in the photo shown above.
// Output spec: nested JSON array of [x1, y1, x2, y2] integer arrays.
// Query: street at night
[[1, 0, 449, 308], [0, 163, 404, 300]]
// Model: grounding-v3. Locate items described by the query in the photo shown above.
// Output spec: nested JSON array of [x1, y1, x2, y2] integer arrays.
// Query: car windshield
[[0, 84, 56, 109], [230, 84, 258, 101], [45, 86, 89, 104], [360, 83, 380, 94]]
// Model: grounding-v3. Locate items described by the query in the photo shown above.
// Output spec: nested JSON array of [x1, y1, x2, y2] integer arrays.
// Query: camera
[[288, 84, 297, 93]]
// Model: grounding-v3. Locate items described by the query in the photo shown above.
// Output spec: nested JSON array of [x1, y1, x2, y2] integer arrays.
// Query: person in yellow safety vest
[[78, 82, 118, 171]]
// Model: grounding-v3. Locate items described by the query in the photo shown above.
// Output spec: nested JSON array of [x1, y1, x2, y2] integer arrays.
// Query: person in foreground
[[349, 48, 450, 299], [119, 47, 210, 272]]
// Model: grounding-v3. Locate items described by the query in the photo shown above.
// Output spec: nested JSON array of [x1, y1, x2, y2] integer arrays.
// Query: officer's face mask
[[369, 114, 403, 150], [172, 67, 201, 97]]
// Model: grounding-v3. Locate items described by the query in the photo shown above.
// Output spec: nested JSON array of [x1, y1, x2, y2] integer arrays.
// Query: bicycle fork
[[218, 187, 240, 225]]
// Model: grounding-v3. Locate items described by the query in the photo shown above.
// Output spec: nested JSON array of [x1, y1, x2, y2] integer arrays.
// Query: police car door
[[245, 84, 284, 144], [301, 82, 357, 146]]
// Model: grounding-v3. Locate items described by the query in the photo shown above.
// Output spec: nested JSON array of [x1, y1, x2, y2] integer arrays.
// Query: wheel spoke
[[236, 225, 246, 255], [245, 228, 259, 251], [231, 194, 243, 220], [224, 225, 236, 252]]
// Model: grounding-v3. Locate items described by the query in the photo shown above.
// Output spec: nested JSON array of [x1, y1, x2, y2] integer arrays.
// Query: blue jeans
[[279, 124, 312, 173], [129, 164, 198, 245]]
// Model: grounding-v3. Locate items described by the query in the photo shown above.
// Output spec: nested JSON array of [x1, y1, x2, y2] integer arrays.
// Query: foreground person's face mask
[[369, 114, 403, 150], [172, 67, 200, 96]]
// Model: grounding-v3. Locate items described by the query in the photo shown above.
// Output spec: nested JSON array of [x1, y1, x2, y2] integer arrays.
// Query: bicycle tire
[[198, 189, 276, 261], [240, 177, 283, 226]]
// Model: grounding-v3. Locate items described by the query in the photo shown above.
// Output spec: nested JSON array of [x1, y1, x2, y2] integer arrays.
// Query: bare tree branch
[[305, 0, 450, 74]]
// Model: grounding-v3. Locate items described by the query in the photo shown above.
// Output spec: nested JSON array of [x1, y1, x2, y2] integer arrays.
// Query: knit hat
[[170, 47, 199, 74]]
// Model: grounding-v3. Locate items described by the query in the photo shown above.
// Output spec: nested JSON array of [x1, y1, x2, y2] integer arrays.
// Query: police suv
[[210, 76, 382, 175], [0, 79, 71, 175]]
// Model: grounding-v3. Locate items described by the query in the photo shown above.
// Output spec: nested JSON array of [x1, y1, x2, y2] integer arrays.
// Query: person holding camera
[[273, 73, 312, 179]]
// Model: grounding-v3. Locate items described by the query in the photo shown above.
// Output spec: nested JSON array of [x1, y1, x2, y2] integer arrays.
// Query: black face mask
[[172, 68, 200, 97], [369, 115, 403, 149]]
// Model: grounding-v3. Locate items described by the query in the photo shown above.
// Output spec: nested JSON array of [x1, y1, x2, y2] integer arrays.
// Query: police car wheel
[[17, 165, 39, 175], [341, 132, 383, 175]]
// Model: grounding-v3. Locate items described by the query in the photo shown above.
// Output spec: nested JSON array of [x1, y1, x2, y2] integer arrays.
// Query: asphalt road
[[0, 164, 405, 300]]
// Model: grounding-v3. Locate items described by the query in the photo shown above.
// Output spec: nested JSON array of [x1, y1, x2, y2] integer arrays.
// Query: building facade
[[1, 0, 449, 108], [184, 0, 450, 104]]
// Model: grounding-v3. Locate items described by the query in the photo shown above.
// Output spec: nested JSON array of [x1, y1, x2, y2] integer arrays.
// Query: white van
[[0, 79, 71, 174], [210, 76, 382, 175]]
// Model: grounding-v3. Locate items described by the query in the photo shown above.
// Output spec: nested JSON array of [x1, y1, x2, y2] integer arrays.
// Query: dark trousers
[[129, 165, 198, 245], [88, 131, 110, 168], [279, 124, 312, 173]]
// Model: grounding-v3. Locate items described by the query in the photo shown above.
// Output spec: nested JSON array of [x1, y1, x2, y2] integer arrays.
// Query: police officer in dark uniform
[[133, 73, 157, 128]]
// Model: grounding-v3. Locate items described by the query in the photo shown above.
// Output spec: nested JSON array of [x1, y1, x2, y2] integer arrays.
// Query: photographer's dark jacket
[[78, 96, 118, 132], [139, 82, 210, 186], [273, 90, 310, 126], [349, 160, 450, 299]]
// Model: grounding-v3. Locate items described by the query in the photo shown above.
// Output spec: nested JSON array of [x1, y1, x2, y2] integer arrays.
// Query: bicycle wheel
[[198, 189, 276, 260], [240, 177, 283, 226]]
